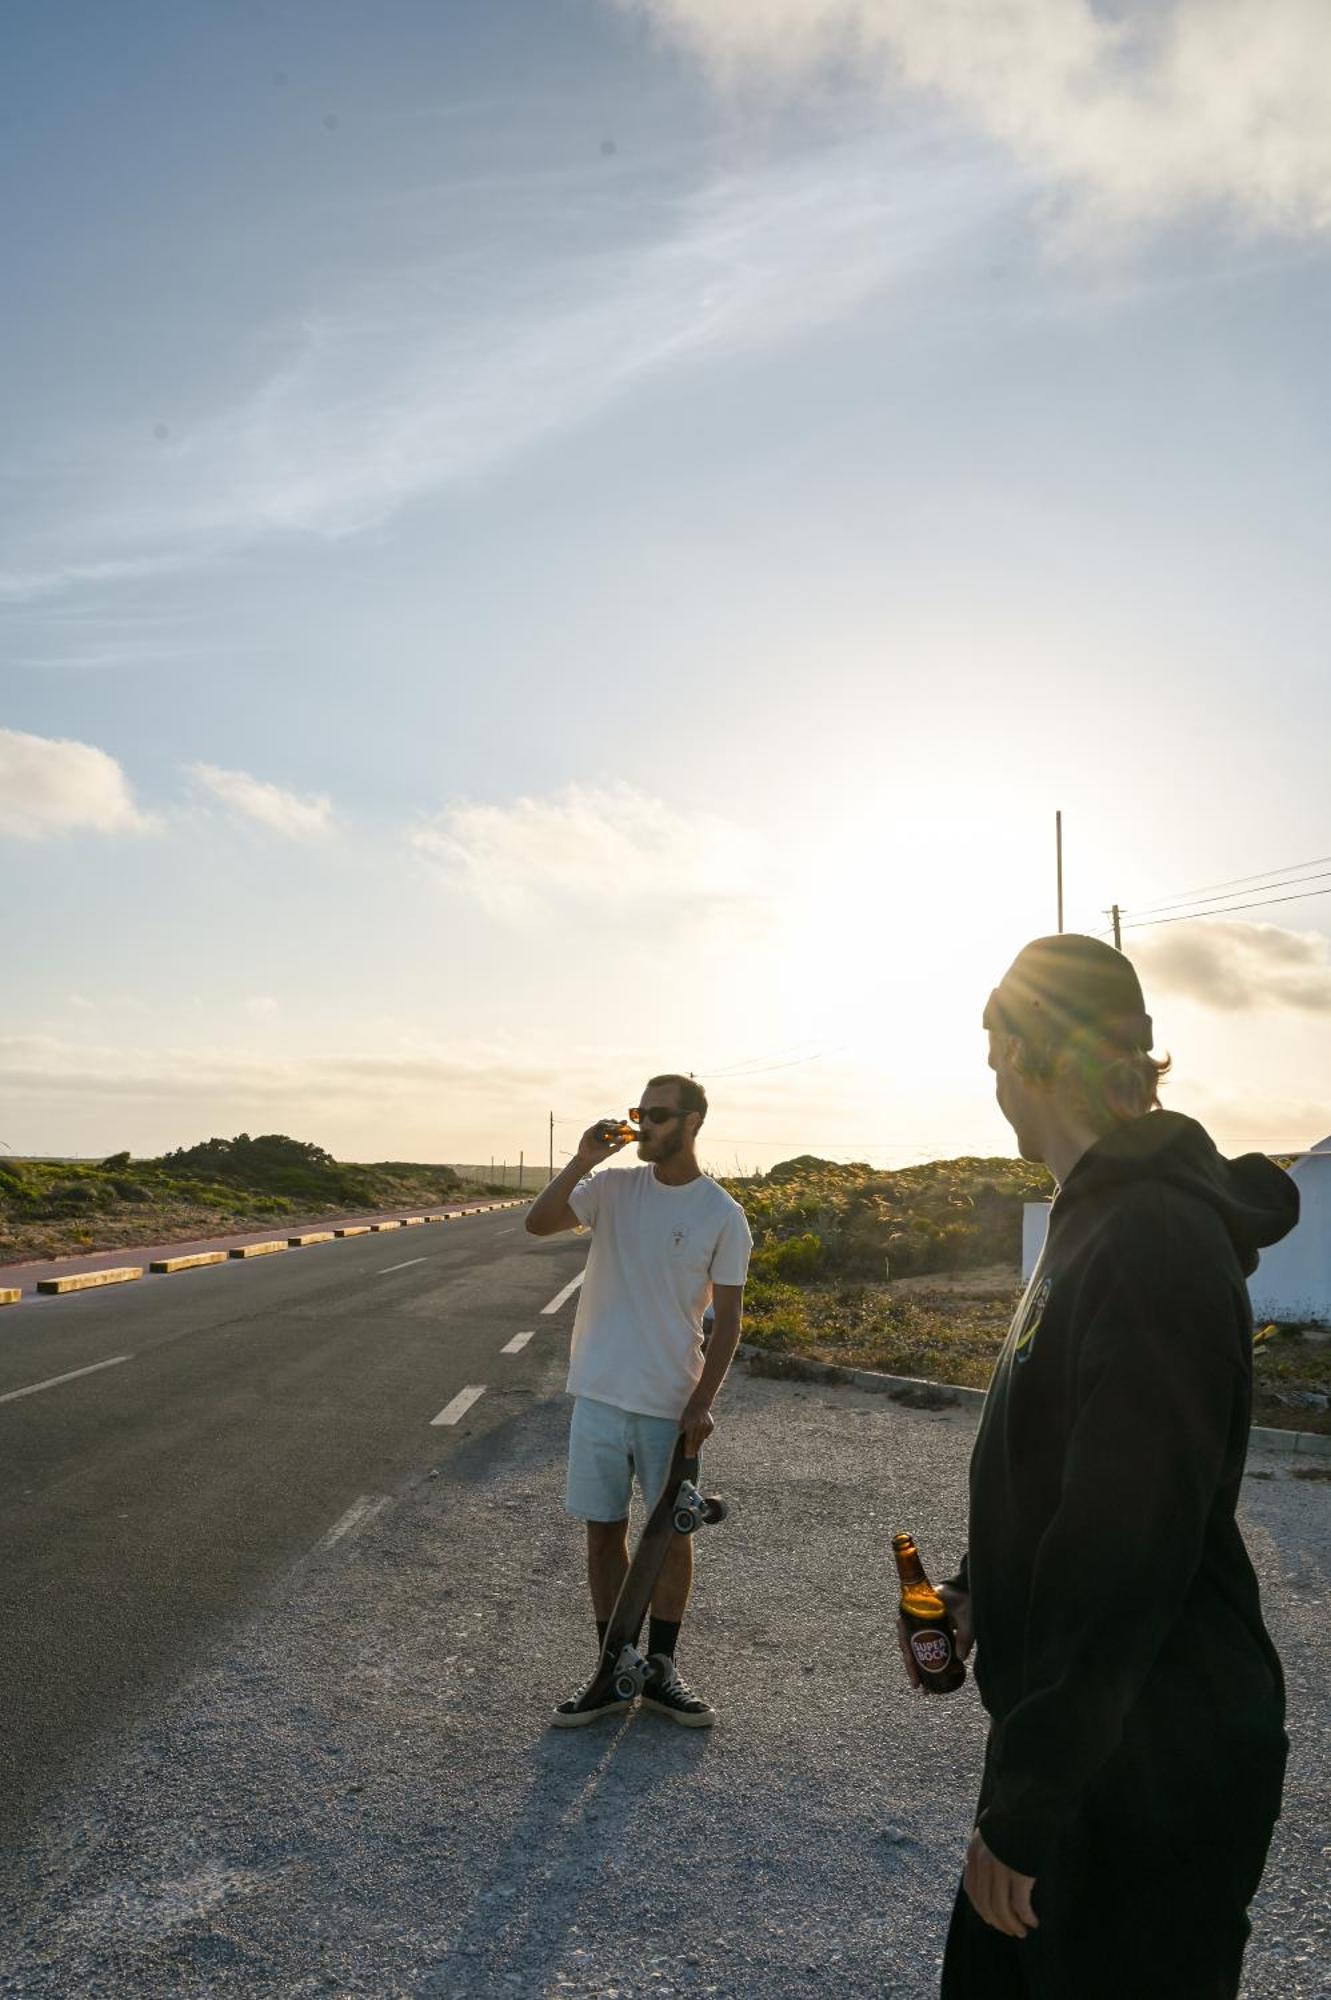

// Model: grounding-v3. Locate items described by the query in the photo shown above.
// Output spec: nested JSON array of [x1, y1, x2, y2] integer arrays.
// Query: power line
[[1123, 850, 1331, 921], [697, 1040, 832, 1079], [1121, 881, 1331, 931], [1123, 868, 1331, 926]]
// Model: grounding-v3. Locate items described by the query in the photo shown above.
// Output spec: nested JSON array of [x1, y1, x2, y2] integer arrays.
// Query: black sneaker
[[550, 1669, 626, 1729], [640, 1654, 715, 1728]]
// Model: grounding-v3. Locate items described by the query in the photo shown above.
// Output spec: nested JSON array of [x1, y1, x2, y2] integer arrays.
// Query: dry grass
[[743, 1266, 1331, 1434]]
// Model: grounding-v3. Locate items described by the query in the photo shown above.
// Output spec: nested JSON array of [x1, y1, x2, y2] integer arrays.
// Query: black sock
[[596, 1619, 608, 1648], [648, 1617, 680, 1660]]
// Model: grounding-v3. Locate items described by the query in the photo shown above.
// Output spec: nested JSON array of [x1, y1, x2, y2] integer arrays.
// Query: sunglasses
[[628, 1106, 682, 1127]]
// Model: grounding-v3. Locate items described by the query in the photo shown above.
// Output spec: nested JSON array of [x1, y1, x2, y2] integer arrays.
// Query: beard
[[651, 1124, 686, 1164]]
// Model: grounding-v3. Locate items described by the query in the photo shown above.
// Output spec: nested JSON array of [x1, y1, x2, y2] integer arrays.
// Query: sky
[[4, 0, 1331, 1173]]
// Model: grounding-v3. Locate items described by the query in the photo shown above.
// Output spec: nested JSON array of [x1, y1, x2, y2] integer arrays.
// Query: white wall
[[1249, 1140, 1331, 1326], [1022, 1201, 1051, 1281]]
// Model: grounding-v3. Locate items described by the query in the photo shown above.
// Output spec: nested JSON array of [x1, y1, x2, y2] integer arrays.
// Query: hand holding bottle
[[576, 1117, 637, 1171]]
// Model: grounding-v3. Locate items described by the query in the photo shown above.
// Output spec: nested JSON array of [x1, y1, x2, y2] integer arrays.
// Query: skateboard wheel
[[614, 1671, 641, 1701], [672, 1507, 699, 1536], [702, 1497, 728, 1524]]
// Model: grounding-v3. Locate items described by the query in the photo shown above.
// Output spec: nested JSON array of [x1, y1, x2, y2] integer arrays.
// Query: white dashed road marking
[[318, 1495, 392, 1550], [431, 1384, 487, 1427], [378, 1258, 428, 1274], [0, 1355, 133, 1406], [541, 1269, 585, 1315], [501, 1331, 534, 1354]]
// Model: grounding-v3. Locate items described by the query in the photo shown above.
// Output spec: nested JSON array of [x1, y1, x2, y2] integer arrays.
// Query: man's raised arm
[[525, 1121, 628, 1236]]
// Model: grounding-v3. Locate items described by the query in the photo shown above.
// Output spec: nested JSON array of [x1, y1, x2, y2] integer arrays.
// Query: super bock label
[[910, 1627, 954, 1674]]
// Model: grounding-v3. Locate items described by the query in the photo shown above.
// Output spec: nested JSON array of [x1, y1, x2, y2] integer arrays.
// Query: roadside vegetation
[[0, 1135, 506, 1263], [722, 1155, 1331, 1436]]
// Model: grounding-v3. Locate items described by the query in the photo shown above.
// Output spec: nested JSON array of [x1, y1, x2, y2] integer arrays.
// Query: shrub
[[750, 1231, 825, 1282]]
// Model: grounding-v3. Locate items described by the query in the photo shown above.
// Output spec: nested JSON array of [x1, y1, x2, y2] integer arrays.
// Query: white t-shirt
[[566, 1164, 753, 1421]]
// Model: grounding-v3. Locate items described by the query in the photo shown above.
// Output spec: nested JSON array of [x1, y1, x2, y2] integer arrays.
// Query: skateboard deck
[[583, 1434, 727, 1709]]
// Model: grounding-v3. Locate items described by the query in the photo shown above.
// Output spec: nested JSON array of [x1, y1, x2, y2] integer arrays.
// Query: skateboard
[[586, 1435, 728, 1708]]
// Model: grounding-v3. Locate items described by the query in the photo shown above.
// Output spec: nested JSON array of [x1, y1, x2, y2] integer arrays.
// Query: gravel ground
[[0, 1358, 1326, 1999]]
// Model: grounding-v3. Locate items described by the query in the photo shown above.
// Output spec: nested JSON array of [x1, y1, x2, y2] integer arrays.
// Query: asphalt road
[[0, 1209, 583, 1847]]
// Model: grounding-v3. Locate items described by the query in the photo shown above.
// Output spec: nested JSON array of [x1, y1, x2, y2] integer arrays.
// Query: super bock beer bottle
[[892, 1532, 966, 1694]]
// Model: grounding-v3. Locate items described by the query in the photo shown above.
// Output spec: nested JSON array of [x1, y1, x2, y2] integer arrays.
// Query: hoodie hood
[[1055, 1110, 1299, 1277]]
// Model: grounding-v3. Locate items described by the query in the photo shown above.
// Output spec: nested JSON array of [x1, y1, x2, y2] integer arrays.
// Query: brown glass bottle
[[892, 1532, 966, 1694], [595, 1119, 637, 1147]]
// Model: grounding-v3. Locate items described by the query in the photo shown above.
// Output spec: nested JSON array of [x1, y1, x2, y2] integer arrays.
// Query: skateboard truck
[[670, 1480, 728, 1537], [612, 1643, 648, 1702]]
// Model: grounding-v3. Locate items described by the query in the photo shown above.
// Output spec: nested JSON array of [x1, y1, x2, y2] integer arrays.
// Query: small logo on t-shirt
[[672, 1227, 686, 1247]]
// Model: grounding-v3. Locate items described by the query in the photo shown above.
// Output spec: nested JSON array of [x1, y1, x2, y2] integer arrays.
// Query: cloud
[[0, 555, 196, 608], [1134, 920, 1331, 1013], [0, 131, 985, 598], [0, 1032, 588, 1112], [411, 782, 765, 921], [612, 0, 1331, 242], [188, 763, 333, 839], [244, 996, 280, 1018], [1173, 1080, 1331, 1157], [0, 727, 155, 840]]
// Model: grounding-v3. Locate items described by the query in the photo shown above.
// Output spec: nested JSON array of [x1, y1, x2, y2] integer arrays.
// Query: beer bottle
[[892, 1532, 966, 1694], [595, 1119, 637, 1147]]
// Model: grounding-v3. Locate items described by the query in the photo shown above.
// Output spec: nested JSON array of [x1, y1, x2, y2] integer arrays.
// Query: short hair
[[647, 1073, 708, 1126]]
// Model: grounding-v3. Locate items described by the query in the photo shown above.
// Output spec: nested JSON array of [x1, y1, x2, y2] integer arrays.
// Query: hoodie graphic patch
[[1014, 1276, 1051, 1364]]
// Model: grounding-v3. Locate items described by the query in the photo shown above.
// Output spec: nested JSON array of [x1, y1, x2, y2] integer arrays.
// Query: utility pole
[[1111, 904, 1122, 951], [1055, 811, 1064, 933], [519, 1150, 524, 1191], [548, 1111, 555, 1183]]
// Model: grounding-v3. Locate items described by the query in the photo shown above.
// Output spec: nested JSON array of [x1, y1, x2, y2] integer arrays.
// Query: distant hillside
[[720, 1153, 1054, 1282], [0, 1134, 500, 1262]]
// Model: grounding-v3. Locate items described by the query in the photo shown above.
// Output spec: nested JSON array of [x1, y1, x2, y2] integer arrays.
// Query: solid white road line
[[0, 1354, 133, 1406], [378, 1257, 428, 1274], [318, 1495, 392, 1550], [430, 1384, 487, 1427], [501, 1331, 534, 1354], [541, 1269, 585, 1315]]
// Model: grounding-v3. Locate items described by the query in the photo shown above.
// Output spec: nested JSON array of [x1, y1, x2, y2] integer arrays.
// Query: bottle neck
[[892, 1537, 927, 1587]]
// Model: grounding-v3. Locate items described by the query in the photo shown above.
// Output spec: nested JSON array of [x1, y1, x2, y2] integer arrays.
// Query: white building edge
[[1021, 1137, 1331, 1326]]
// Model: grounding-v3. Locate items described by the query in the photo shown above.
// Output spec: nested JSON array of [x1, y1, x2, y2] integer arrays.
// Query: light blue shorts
[[565, 1396, 692, 1522]]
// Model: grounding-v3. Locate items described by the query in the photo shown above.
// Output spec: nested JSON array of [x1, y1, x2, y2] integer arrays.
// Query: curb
[[738, 1344, 1331, 1463], [37, 1266, 144, 1296], [3, 1199, 532, 1304]]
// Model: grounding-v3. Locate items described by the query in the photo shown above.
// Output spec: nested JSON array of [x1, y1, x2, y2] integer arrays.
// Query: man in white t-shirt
[[525, 1072, 753, 1728]]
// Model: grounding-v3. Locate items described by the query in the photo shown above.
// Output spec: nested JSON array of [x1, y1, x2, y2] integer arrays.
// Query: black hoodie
[[964, 1110, 1298, 1878]]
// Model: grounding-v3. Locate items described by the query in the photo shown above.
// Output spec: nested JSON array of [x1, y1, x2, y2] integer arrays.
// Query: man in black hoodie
[[928, 934, 1297, 2000]]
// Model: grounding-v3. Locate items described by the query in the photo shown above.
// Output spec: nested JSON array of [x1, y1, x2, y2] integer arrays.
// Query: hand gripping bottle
[[893, 1532, 966, 1694]]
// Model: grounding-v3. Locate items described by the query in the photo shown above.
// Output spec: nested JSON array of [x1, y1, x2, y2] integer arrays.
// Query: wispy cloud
[[0, 133, 987, 601], [0, 1032, 584, 1111], [614, 0, 1331, 243], [0, 727, 156, 840], [411, 782, 765, 921], [1135, 920, 1331, 1013], [187, 763, 334, 840], [0, 555, 195, 608]]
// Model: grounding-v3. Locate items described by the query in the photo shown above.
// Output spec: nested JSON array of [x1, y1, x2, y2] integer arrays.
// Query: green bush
[[721, 1154, 1053, 1282], [750, 1231, 825, 1282]]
